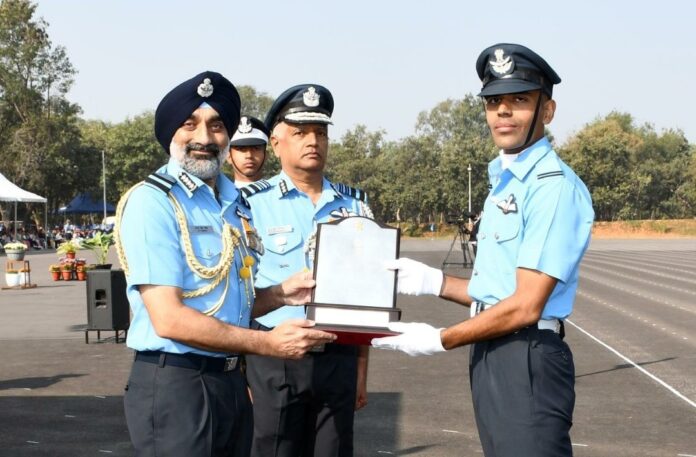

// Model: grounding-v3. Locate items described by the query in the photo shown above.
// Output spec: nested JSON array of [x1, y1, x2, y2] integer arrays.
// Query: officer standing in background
[[373, 44, 594, 457], [243, 84, 371, 457], [227, 115, 270, 187], [116, 72, 336, 457]]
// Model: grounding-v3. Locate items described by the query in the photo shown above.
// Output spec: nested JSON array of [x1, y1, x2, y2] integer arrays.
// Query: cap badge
[[238, 116, 252, 134], [303, 86, 320, 107], [197, 78, 214, 97], [489, 49, 513, 76]]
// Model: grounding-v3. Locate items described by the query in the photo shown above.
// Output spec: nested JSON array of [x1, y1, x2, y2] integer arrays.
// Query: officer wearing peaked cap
[[372, 44, 594, 457], [227, 115, 271, 187], [243, 84, 372, 457], [116, 72, 336, 457]]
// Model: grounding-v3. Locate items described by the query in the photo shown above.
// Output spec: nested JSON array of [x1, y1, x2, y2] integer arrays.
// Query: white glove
[[371, 322, 446, 356], [385, 258, 443, 296]]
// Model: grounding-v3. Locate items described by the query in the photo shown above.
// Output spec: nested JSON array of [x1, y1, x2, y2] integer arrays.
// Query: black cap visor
[[478, 79, 544, 97], [230, 138, 267, 147]]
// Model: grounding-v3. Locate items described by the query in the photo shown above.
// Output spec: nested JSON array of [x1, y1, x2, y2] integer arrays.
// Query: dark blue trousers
[[470, 326, 575, 457], [245, 322, 358, 457], [124, 355, 252, 457]]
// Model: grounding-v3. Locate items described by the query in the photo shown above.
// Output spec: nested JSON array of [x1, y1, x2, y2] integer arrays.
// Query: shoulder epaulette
[[333, 182, 367, 202], [239, 179, 271, 198], [537, 170, 564, 180], [144, 172, 176, 194]]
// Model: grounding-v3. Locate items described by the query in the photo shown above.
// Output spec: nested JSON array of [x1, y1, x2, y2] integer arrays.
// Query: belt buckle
[[470, 301, 483, 319], [223, 357, 238, 372], [309, 344, 325, 353]]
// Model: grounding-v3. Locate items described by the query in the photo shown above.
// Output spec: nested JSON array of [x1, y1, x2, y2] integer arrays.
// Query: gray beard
[[170, 142, 227, 181], [179, 154, 220, 180]]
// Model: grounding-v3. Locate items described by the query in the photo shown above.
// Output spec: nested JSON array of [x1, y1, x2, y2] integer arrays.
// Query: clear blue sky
[[36, 0, 695, 145]]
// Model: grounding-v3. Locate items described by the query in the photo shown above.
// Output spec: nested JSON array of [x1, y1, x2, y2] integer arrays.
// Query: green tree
[[413, 95, 494, 220], [559, 112, 641, 220], [237, 85, 273, 120], [80, 112, 165, 203], [327, 125, 388, 217], [0, 0, 82, 227]]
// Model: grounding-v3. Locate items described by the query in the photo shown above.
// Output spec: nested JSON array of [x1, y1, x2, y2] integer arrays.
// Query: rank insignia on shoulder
[[494, 194, 518, 214], [145, 173, 176, 194], [178, 172, 197, 192], [537, 171, 564, 180], [279, 179, 289, 196], [332, 183, 367, 202], [239, 179, 271, 198]]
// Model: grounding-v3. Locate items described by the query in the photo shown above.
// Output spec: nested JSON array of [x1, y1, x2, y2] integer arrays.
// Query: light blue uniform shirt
[[246, 171, 370, 328], [468, 137, 594, 320], [120, 159, 257, 356]]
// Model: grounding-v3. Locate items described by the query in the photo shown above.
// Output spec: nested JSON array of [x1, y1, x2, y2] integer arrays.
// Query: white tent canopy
[[0, 172, 47, 240]]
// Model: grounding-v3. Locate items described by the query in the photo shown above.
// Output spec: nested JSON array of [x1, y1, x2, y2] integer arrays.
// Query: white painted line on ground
[[567, 319, 696, 410], [26, 441, 39, 444], [572, 443, 589, 447], [442, 429, 461, 433], [677, 454, 696, 457]]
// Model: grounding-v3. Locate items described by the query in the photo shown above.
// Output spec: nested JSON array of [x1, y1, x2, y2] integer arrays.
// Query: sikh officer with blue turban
[[242, 84, 372, 457], [373, 44, 595, 457], [116, 71, 336, 457]]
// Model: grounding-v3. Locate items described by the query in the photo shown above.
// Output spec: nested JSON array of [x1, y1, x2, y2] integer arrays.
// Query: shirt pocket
[[264, 230, 303, 256], [492, 211, 521, 243], [187, 231, 222, 266]]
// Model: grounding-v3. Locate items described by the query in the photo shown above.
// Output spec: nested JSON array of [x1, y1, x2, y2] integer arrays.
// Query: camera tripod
[[441, 221, 475, 269]]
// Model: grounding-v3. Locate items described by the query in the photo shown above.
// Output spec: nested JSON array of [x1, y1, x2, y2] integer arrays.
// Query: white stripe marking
[[572, 443, 588, 447], [442, 429, 461, 433], [678, 454, 696, 457], [567, 319, 696, 409]]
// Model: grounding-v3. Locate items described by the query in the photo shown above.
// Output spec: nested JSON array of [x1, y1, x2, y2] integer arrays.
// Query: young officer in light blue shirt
[[373, 44, 595, 457]]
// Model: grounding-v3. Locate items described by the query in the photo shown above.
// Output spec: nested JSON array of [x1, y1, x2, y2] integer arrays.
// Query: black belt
[[135, 350, 239, 372]]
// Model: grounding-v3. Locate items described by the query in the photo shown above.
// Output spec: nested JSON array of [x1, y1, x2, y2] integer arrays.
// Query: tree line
[[1, 0, 694, 230]]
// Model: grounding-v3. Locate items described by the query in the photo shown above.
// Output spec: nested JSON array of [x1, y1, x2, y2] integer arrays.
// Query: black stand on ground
[[442, 223, 475, 269], [84, 329, 127, 344]]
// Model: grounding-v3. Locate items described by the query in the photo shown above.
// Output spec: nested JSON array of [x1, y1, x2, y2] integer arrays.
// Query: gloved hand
[[371, 322, 446, 356], [385, 258, 443, 296]]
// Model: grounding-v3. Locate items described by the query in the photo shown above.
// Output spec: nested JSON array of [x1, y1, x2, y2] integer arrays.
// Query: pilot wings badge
[[494, 194, 518, 214]]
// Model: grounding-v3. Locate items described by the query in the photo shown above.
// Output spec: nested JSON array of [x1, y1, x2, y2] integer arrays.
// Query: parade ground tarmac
[[1, 238, 695, 456]]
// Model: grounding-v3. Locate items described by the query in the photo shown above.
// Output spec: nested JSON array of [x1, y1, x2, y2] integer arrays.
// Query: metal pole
[[102, 150, 107, 223], [467, 163, 472, 214]]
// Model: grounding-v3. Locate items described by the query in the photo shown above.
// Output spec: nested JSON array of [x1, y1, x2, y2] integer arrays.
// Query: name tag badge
[[267, 225, 293, 236], [190, 225, 214, 233]]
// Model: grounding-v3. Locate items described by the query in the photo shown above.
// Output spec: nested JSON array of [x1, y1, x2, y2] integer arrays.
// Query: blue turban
[[154, 71, 241, 154]]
